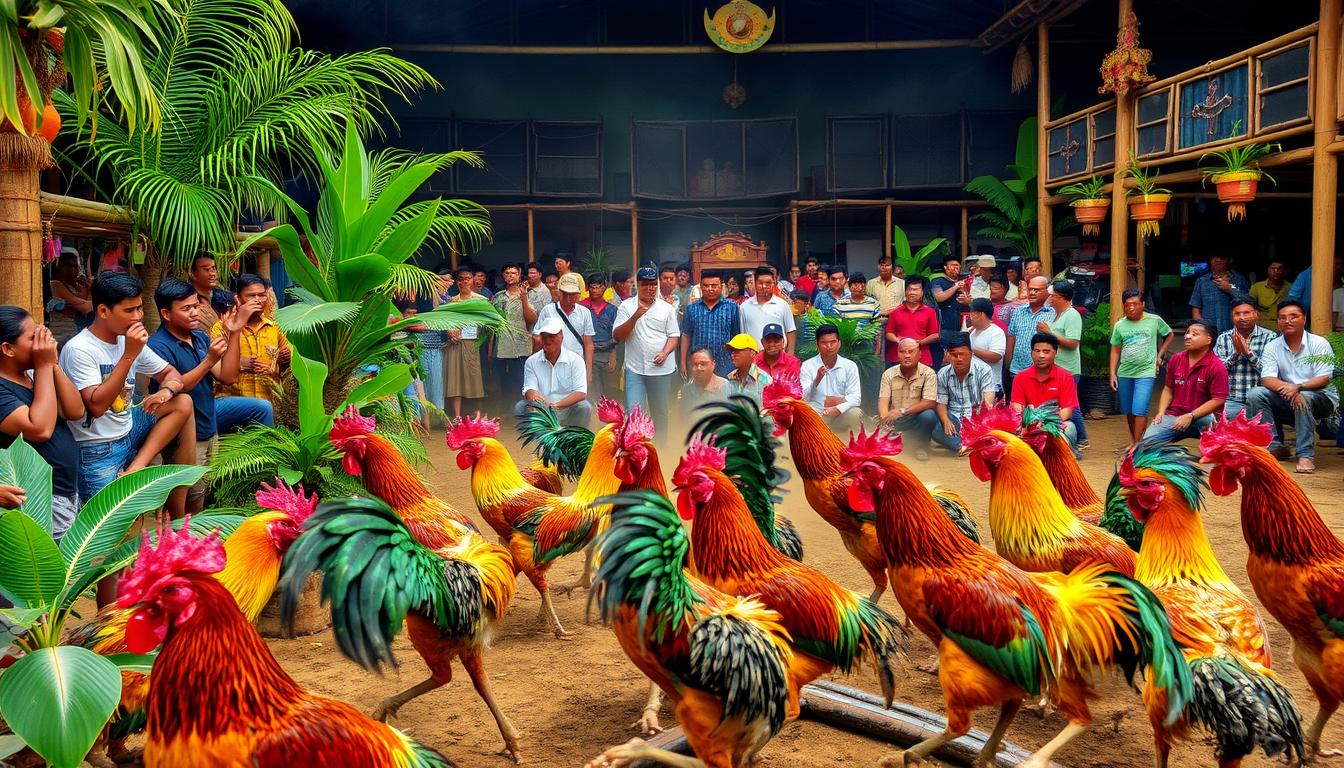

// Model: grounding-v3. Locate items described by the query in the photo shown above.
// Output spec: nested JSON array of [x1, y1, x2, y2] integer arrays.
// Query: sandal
[[1295, 458, 1316, 474]]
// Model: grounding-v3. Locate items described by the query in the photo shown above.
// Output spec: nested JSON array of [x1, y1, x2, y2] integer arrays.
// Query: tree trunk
[[139, 255, 164, 332], [0, 133, 51, 322]]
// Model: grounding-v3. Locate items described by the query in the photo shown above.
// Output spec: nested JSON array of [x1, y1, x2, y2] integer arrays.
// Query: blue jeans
[[215, 397, 274, 436], [1116, 375, 1157, 417], [77, 407, 156, 503], [1070, 375, 1089, 442], [512, 398, 594, 428], [1142, 413, 1216, 444], [624, 371, 676, 439], [1244, 387, 1337, 459], [891, 409, 960, 452]]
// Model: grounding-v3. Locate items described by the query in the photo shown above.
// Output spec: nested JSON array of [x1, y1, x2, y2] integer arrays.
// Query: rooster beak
[[1196, 456, 1213, 465], [956, 445, 971, 458], [1116, 487, 1133, 498]]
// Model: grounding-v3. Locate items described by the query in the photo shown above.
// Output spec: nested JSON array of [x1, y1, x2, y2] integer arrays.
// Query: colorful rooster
[[763, 378, 978, 603], [1200, 412, 1344, 757], [516, 401, 597, 493], [1020, 403, 1103, 524], [961, 404, 1136, 576], [585, 489, 797, 768], [282, 496, 520, 762], [842, 429, 1192, 768], [120, 519, 453, 768], [1120, 441, 1303, 767]]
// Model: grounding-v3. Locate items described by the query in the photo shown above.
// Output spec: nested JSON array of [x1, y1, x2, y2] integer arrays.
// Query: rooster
[[673, 431, 907, 710], [960, 404, 1136, 576], [842, 428, 1192, 768], [448, 408, 623, 637], [1119, 441, 1304, 767], [584, 490, 798, 768], [516, 401, 596, 494], [329, 407, 477, 549], [282, 496, 520, 762], [1200, 412, 1344, 757], [119, 519, 454, 768], [1020, 404, 1102, 524], [763, 378, 978, 602]]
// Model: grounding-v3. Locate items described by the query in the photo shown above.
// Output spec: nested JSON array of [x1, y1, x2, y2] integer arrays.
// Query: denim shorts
[[1116, 375, 1157, 417], [77, 407, 156, 502]]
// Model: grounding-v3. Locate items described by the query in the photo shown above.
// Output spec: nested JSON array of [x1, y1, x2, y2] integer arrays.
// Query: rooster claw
[[498, 744, 522, 764], [631, 713, 664, 736], [553, 626, 575, 640]]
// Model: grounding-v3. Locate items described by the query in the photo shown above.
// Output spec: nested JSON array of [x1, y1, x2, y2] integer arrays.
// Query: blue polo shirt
[[147, 326, 216, 440]]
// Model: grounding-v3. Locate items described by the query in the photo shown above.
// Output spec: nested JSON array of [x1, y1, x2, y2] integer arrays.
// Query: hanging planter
[[1060, 176, 1109, 236], [1123, 156, 1171, 239], [1199, 128, 1279, 222], [1210, 171, 1260, 221]]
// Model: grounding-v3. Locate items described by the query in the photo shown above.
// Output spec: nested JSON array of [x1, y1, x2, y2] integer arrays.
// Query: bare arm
[[583, 336, 594, 383], [905, 398, 936, 416], [554, 390, 588, 409], [1, 368, 57, 441], [1056, 335, 1079, 350], [1157, 333, 1175, 362], [972, 345, 1003, 364], [51, 281, 92, 314], [1109, 345, 1121, 388], [1154, 384, 1174, 417], [1004, 335, 1016, 368], [786, 329, 796, 354], [53, 367, 83, 421]]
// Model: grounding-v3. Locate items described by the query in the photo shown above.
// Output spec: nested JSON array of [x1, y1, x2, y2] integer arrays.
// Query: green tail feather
[[280, 497, 481, 672], [407, 737, 458, 768], [684, 612, 792, 737], [689, 396, 793, 554], [1186, 655, 1305, 764], [1021, 402, 1064, 438], [772, 515, 805, 561], [1101, 572, 1194, 727], [1100, 470, 1145, 551], [516, 402, 595, 480]]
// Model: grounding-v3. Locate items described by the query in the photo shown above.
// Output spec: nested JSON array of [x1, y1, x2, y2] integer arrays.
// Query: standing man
[[580, 271, 620, 404], [1046, 281, 1088, 448], [553, 249, 585, 295], [991, 276, 1018, 331], [1248, 259, 1290, 330], [877, 337, 941, 459], [786, 265, 803, 294], [755, 323, 800, 381], [1142, 321, 1228, 444], [1020, 256, 1043, 296], [739, 268, 796, 351], [1004, 276, 1055, 399], [533, 272, 595, 387], [658, 264, 682, 315], [1243, 300, 1338, 474], [929, 257, 972, 367], [470, 267, 493, 299], [789, 288, 814, 349], [799, 323, 863, 435], [525, 261, 552, 309], [833, 273, 881, 329], [866, 256, 905, 325], [723, 334, 773, 406], [812, 265, 849, 316], [188, 254, 221, 332], [884, 279, 939, 367], [795, 257, 821, 298], [1108, 288, 1174, 446], [680, 269, 741, 377], [1010, 333, 1081, 450], [970, 255, 1016, 300], [967, 298, 1006, 391], [934, 333, 998, 453], [516, 318, 593, 427], [1214, 295, 1279, 418], [673, 264, 694, 311], [1189, 254, 1249, 334], [611, 270, 633, 305], [210, 274, 289, 409], [489, 262, 542, 409], [614, 266, 681, 437]]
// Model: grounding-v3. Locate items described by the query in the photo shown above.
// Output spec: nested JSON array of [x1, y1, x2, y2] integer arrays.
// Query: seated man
[[723, 333, 773, 406], [1213, 294, 1279, 418], [515, 318, 593, 427], [1244, 300, 1338, 474], [1143, 320, 1228, 444], [680, 347, 729, 411], [754, 323, 800, 381], [934, 333, 998, 453], [800, 323, 863, 435], [1009, 332, 1081, 452], [877, 337, 942, 459]]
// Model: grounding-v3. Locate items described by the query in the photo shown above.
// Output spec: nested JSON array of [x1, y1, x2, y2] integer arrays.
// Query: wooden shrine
[[688, 231, 768, 280]]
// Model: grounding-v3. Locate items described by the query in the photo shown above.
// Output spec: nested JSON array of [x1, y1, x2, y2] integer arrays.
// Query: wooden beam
[[1036, 22, 1053, 276], [526, 207, 535, 264], [1045, 144, 1319, 202], [791, 203, 799, 267], [1109, 0, 1135, 326], [793, 198, 986, 208], [392, 39, 978, 56], [960, 207, 969, 259], [1135, 234, 1146, 292], [1311, 0, 1340, 334], [630, 202, 640, 274], [883, 203, 892, 264]]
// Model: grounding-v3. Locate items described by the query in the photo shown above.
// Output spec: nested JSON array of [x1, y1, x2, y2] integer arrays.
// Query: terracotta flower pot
[[1211, 170, 1260, 221], [1071, 198, 1110, 236], [1127, 193, 1171, 238]]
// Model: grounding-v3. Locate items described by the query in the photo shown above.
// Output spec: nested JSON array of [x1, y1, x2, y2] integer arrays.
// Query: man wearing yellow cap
[[723, 333, 773, 407]]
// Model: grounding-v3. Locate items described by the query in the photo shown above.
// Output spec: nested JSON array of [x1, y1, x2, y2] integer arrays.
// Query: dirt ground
[[257, 414, 1343, 768]]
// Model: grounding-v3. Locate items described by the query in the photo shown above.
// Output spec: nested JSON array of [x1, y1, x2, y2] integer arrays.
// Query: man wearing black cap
[[614, 266, 681, 436], [756, 322, 801, 381]]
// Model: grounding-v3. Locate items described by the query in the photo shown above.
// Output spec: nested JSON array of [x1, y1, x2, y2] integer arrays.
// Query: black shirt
[[0, 376, 80, 498]]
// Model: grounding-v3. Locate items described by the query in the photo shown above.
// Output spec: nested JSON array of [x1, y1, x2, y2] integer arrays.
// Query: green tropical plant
[[965, 117, 1074, 259], [1081, 301, 1113, 376], [0, 439, 215, 768], [1198, 121, 1281, 183], [578, 248, 621, 284], [237, 125, 501, 390], [794, 309, 882, 375], [1059, 175, 1107, 201], [1304, 331, 1344, 400], [890, 224, 948, 279], [1124, 156, 1171, 198]]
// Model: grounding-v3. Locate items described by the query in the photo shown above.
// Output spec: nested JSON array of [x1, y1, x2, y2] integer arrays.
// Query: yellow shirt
[[1248, 280, 1288, 329], [866, 275, 905, 316], [210, 317, 286, 402]]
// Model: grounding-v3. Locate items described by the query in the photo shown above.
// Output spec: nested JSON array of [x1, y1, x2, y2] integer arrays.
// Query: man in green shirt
[[1108, 288, 1174, 445], [1045, 280, 1088, 448]]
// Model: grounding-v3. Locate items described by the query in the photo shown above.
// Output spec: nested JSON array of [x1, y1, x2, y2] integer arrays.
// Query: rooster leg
[[583, 738, 706, 768], [973, 700, 1021, 768], [632, 683, 665, 735], [1306, 703, 1342, 757], [539, 588, 574, 639], [554, 543, 596, 597], [1018, 721, 1088, 768], [878, 728, 958, 766], [461, 650, 521, 763], [371, 677, 441, 722]]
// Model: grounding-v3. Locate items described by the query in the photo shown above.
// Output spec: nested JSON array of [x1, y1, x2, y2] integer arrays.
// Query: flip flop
[[1295, 459, 1316, 474]]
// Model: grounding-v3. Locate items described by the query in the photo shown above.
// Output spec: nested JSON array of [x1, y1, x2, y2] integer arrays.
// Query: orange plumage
[[1020, 405, 1102, 524]]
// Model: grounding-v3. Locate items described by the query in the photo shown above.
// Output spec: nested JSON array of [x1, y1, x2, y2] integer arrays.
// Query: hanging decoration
[[704, 1, 776, 53], [1098, 11, 1154, 96], [1010, 39, 1033, 95], [723, 59, 746, 109]]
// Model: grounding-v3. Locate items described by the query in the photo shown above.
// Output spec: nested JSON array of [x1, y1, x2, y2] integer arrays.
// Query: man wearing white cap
[[969, 254, 1016, 301], [515, 317, 593, 427], [532, 271, 595, 386], [615, 266, 681, 436]]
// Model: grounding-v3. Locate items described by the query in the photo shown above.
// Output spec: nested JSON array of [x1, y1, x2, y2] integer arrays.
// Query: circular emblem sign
[[703, 1, 775, 53]]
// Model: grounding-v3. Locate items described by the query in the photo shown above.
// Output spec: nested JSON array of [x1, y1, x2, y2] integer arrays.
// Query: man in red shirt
[[755, 323, 801, 381], [1142, 320, 1229, 444], [1010, 332, 1080, 453], [884, 279, 939, 367], [794, 256, 820, 298]]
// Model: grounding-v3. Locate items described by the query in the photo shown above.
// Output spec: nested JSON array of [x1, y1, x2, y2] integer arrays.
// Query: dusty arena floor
[[240, 417, 1344, 766]]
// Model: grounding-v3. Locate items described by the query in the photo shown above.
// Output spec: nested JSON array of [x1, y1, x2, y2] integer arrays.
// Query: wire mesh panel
[[395, 118, 456, 193], [632, 118, 797, 200], [455, 119, 530, 195], [965, 111, 1028, 180], [826, 115, 887, 192], [743, 119, 798, 197], [892, 113, 962, 188], [533, 120, 603, 196], [631, 121, 686, 199]]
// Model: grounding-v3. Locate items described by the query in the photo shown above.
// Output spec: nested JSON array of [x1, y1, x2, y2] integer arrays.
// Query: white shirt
[[799, 354, 862, 414], [739, 295, 797, 342], [616, 298, 681, 377], [1261, 331, 1339, 406], [60, 328, 169, 443], [969, 323, 1007, 385], [534, 302, 594, 358], [522, 347, 587, 402], [970, 277, 1017, 301]]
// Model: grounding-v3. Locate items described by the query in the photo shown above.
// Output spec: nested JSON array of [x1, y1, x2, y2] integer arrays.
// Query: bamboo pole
[[883, 202, 892, 263], [793, 198, 986, 207], [630, 202, 640, 274], [960, 207, 970, 259], [256, 249, 272, 282], [1036, 23, 1053, 276], [393, 39, 977, 55], [1044, 144, 1319, 202], [791, 203, 799, 267], [1135, 233, 1146, 291], [526, 207, 535, 264], [1109, 0, 1136, 326], [1311, 0, 1340, 334]]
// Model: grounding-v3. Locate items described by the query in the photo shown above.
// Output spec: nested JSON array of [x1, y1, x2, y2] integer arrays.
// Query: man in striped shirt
[[935, 333, 999, 452], [833, 272, 881, 328]]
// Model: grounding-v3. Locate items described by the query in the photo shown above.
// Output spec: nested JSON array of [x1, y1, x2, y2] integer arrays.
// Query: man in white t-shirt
[[532, 272, 595, 387], [739, 267, 797, 352], [515, 318, 593, 427], [967, 298, 1007, 392], [614, 266, 681, 437]]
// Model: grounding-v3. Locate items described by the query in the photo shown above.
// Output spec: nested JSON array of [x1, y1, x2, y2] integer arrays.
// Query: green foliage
[[964, 117, 1059, 259], [1125, 156, 1171, 198], [1304, 331, 1344, 400], [1080, 302, 1113, 376], [578, 248, 621, 285], [890, 224, 948, 279], [795, 309, 882, 375], [1198, 122, 1280, 183], [1059, 175, 1107, 201]]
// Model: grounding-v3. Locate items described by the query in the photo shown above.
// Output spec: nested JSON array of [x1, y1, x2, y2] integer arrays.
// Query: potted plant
[[1199, 128, 1280, 221], [1124, 158, 1171, 239], [891, 224, 949, 279], [1060, 176, 1110, 236], [1079, 301, 1118, 416]]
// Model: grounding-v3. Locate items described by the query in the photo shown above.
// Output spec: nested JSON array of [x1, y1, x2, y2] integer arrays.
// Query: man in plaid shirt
[[934, 333, 998, 452], [1213, 295, 1279, 417]]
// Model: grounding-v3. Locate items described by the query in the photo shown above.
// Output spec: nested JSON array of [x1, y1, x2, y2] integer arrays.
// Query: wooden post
[[630, 202, 639, 273], [960, 207, 969, 258], [790, 202, 799, 266], [1311, 0, 1340, 333], [883, 202, 892, 262], [526, 206, 536, 264], [1109, 0, 1136, 326], [257, 248, 272, 283], [449, 243, 459, 271], [1036, 23, 1054, 277], [1135, 235, 1146, 291]]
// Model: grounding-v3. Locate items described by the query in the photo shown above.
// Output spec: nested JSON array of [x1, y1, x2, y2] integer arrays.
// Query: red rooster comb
[[597, 397, 625, 425], [1118, 448, 1138, 488], [446, 413, 500, 449], [117, 516, 225, 608], [958, 404, 1022, 445], [679, 433, 727, 473], [255, 479, 318, 526], [840, 427, 903, 472], [331, 406, 376, 441], [617, 405, 655, 449], [1200, 411, 1273, 455], [762, 377, 803, 409]]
